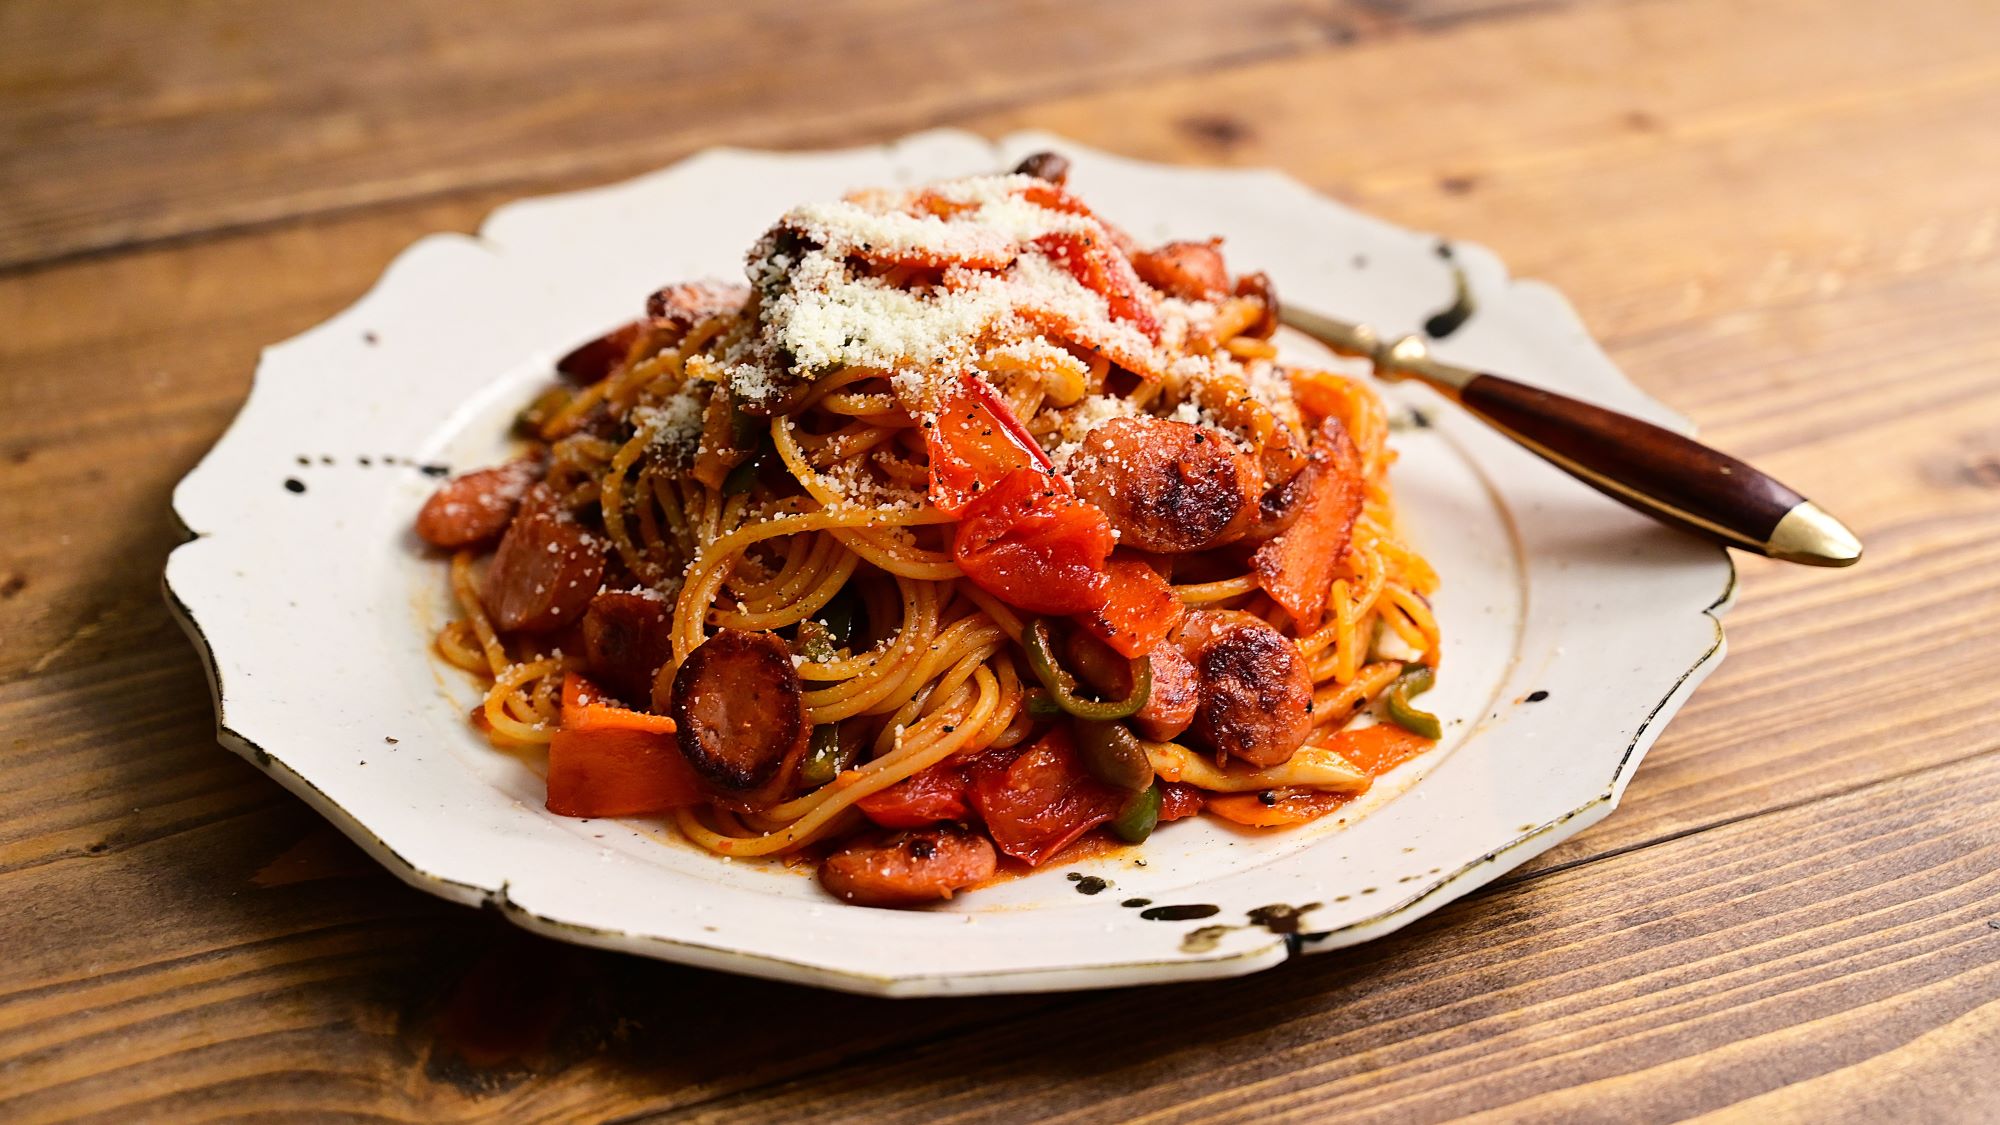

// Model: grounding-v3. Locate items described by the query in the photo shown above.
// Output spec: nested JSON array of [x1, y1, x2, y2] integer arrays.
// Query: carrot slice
[[546, 672, 697, 817], [1077, 555, 1185, 658], [1207, 789, 1355, 828], [1251, 419, 1366, 629], [560, 672, 676, 734], [546, 727, 703, 817]]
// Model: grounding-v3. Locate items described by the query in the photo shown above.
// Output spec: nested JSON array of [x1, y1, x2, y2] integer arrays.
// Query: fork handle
[[1448, 371, 1859, 565]]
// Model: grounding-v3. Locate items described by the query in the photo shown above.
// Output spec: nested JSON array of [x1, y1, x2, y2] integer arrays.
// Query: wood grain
[[0, 0, 1593, 270], [674, 750, 2000, 1123], [2, 0, 1998, 1118]]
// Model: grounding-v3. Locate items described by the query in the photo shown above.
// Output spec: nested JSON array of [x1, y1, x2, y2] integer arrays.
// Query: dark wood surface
[[5, 0, 1999, 1120]]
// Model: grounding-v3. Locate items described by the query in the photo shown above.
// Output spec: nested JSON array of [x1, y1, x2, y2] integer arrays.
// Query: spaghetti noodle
[[417, 154, 1442, 907]]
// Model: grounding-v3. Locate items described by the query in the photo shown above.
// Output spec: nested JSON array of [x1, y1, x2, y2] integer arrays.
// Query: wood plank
[[5, 0, 1996, 862], [4, 688, 1993, 1120], [970, 0, 2000, 353], [4, 0, 1999, 1115], [0, 0, 1591, 269], [601, 750, 2000, 1123], [0, 657, 1060, 1121]]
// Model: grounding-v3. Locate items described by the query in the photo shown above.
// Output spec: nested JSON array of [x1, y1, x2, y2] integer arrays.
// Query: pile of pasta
[[416, 152, 1441, 907]]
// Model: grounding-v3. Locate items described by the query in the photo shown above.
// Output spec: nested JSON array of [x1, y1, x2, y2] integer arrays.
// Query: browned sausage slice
[[1233, 272, 1279, 339], [480, 484, 606, 633], [1177, 610, 1314, 768], [1069, 417, 1261, 554], [580, 591, 675, 707], [819, 827, 998, 907], [415, 460, 541, 549], [647, 279, 750, 331], [1013, 151, 1071, 184], [1132, 239, 1229, 302], [1133, 640, 1200, 743], [664, 629, 809, 803], [1237, 455, 1319, 546], [556, 320, 644, 385]]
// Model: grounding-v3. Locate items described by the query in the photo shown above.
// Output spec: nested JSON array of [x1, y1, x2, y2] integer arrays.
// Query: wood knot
[[1177, 115, 1253, 151], [1437, 173, 1480, 196], [0, 574, 25, 599], [1962, 455, 2000, 489]]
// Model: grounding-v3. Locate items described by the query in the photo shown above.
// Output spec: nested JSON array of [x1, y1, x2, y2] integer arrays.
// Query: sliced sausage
[[556, 320, 643, 385], [1233, 271, 1279, 339], [415, 460, 541, 549], [1069, 417, 1261, 554], [647, 279, 750, 332], [1133, 640, 1200, 743], [1177, 610, 1314, 768], [1238, 455, 1319, 546], [480, 484, 605, 633], [1013, 150, 1071, 185], [663, 629, 809, 803], [1058, 625, 1196, 742], [580, 591, 675, 707], [1190, 371, 1308, 488], [1132, 239, 1229, 302], [819, 827, 998, 908]]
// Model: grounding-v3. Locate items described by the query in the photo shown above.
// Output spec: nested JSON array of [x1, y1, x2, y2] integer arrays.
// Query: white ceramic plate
[[166, 130, 1732, 996]]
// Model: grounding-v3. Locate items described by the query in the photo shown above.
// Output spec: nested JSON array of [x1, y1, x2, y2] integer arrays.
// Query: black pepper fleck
[[1526, 690, 1550, 703], [284, 478, 307, 494]]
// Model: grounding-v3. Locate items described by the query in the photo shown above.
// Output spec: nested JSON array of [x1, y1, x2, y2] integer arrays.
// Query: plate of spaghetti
[[167, 131, 1732, 995]]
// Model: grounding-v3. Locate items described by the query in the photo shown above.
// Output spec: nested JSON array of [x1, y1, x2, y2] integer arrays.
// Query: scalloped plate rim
[[164, 128, 1733, 997]]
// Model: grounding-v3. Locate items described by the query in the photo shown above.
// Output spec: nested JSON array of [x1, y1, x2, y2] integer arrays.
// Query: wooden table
[[5, 0, 1998, 1119]]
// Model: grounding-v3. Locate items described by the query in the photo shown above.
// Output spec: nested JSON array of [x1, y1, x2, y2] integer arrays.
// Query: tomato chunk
[[924, 372, 1053, 514], [969, 727, 1126, 866], [1158, 781, 1205, 822], [952, 468, 1114, 616], [1033, 230, 1161, 343], [857, 762, 973, 829]]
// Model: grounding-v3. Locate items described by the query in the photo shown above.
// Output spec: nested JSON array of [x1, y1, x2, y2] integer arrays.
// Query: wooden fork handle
[[1451, 372, 1860, 566]]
